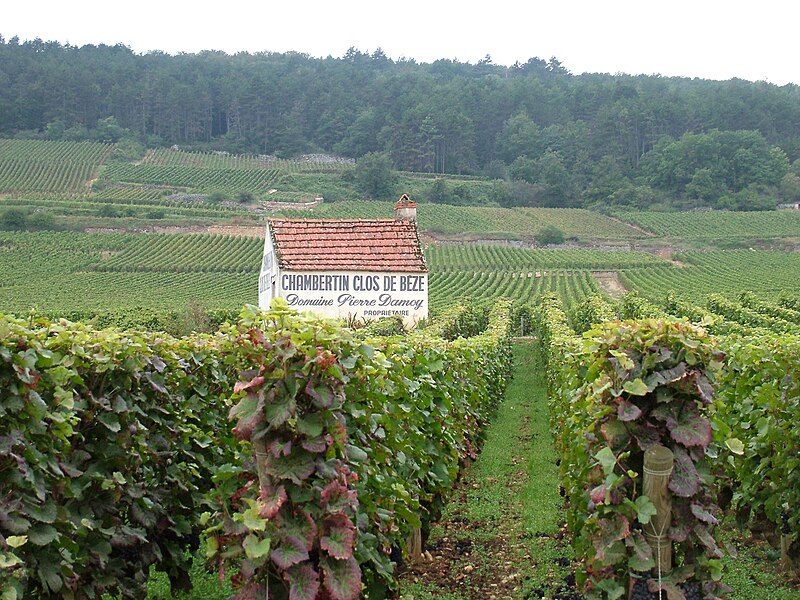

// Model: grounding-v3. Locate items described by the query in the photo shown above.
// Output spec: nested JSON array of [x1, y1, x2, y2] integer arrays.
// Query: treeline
[[2, 36, 800, 209]]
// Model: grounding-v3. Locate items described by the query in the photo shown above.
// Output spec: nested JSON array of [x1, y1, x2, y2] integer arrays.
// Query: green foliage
[[535, 224, 565, 246], [619, 291, 668, 320], [620, 250, 800, 305], [706, 293, 800, 334], [0, 208, 27, 230], [0, 300, 514, 598], [26, 211, 56, 230], [614, 208, 800, 239], [0, 313, 240, 598], [0, 138, 114, 196], [205, 299, 513, 596], [714, 334, 800, 539], [4, 43, 800, 210], [641, 130, 789, 206], [534, 302, 730, 598], [236, 190, 255, 203], [425, 179, 473, 205], [570, 294, 619, 333], [354, 152, 395, 199]]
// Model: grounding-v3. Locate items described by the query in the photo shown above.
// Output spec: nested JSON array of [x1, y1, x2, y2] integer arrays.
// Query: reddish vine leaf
[[266, 435, 292, 458], [644, 364, 686, 389], [646, 579, 683, 599], [301, 436, 328, 453], [233, 375, 265, 394], [306, 382, 335, 409], [271, 535, 310, 570], [149, 355, 166, 373], [592, 514, 630, 561], [320, 513, 356, 560], [669, 447, 700, 497], [694, 524, 723, 558], [278, 510, 317, 551], [258, 484, 287, 520], [230, 392, 265, 441], [287, 563, 320, 600], [669, 522, 689, 542], [233, 583, 266, 600], [600, 418, 629, 450], [691, 371, 714, 403], [321, 556, 362, 600], [265, 394, 296, 428], [669, 403, 712, 448], [589, 484, 608, 505], [690, 502, 719, 525], [627, 530, 654, 572], [266, 450, 316, 485], [144, 372, 167, 394], [320, 480, 358, 512], [617, 400, 642, 422]]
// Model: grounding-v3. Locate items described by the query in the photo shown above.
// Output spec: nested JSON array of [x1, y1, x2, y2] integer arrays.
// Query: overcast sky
[[4, 0, 799, 85]]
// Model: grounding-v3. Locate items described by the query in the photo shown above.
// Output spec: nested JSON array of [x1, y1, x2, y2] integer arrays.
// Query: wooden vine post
[[643, 445, 674, 571]]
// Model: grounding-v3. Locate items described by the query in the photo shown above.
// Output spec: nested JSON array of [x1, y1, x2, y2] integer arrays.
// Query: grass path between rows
[[396, 341, 800, 600], [397, 341, 577, 599]]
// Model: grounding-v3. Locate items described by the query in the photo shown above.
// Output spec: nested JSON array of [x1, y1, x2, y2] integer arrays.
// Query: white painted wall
[[257, 224, 279, 308], [260, 266, 428, 325]]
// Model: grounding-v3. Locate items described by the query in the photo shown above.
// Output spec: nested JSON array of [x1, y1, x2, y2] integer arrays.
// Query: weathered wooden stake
[[781, 533, 791, 569], [407, 527, 423, 563], [643, 445, 674, 572]]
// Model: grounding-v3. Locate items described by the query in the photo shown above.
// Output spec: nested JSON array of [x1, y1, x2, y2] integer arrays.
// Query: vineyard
[[141, 148, 354, 172], [4, 231, 800, 333], [0, 234, 680, 326], [276, 201, 647, 240], [0, 298, 514, 600], [614, 209, 800, 240], [3, 286, 800, 599], [0, 139, 114, 196], [620, 250, 800, 302], [1, 227, 800, 598], [99, 164, 283, 195]]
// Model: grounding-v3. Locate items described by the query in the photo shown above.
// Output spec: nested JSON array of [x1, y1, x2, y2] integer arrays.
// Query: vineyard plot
[[621, 250, 800, 302], [614, 209, 800, 239], [0, 139, 114, 195], [101, 164, 281, 194]]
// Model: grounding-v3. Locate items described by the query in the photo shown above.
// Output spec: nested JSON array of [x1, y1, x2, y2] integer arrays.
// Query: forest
[[2, 36, 800, 210]]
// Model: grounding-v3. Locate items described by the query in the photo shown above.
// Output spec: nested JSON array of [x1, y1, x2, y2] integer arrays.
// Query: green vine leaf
[[243, 534, 271, 560], [623, 378, 648, 396], [634, 496, 658, 525]]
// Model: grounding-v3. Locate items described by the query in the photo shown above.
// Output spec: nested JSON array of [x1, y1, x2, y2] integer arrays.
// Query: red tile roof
[[268, 218, 428, 272]]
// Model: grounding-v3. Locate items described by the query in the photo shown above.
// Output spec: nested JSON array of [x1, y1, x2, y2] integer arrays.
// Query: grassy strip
[[398, 342, 575, 599], [721, 527, 800, 599]]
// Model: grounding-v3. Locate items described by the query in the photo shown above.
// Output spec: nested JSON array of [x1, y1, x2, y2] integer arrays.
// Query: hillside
[[3, 39, 800, 211]]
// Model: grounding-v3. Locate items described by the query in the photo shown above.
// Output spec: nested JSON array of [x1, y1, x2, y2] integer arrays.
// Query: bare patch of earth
[[593, 271, 627, 299], [655, 246, 687, 267], [206, 225, 264, 237]]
